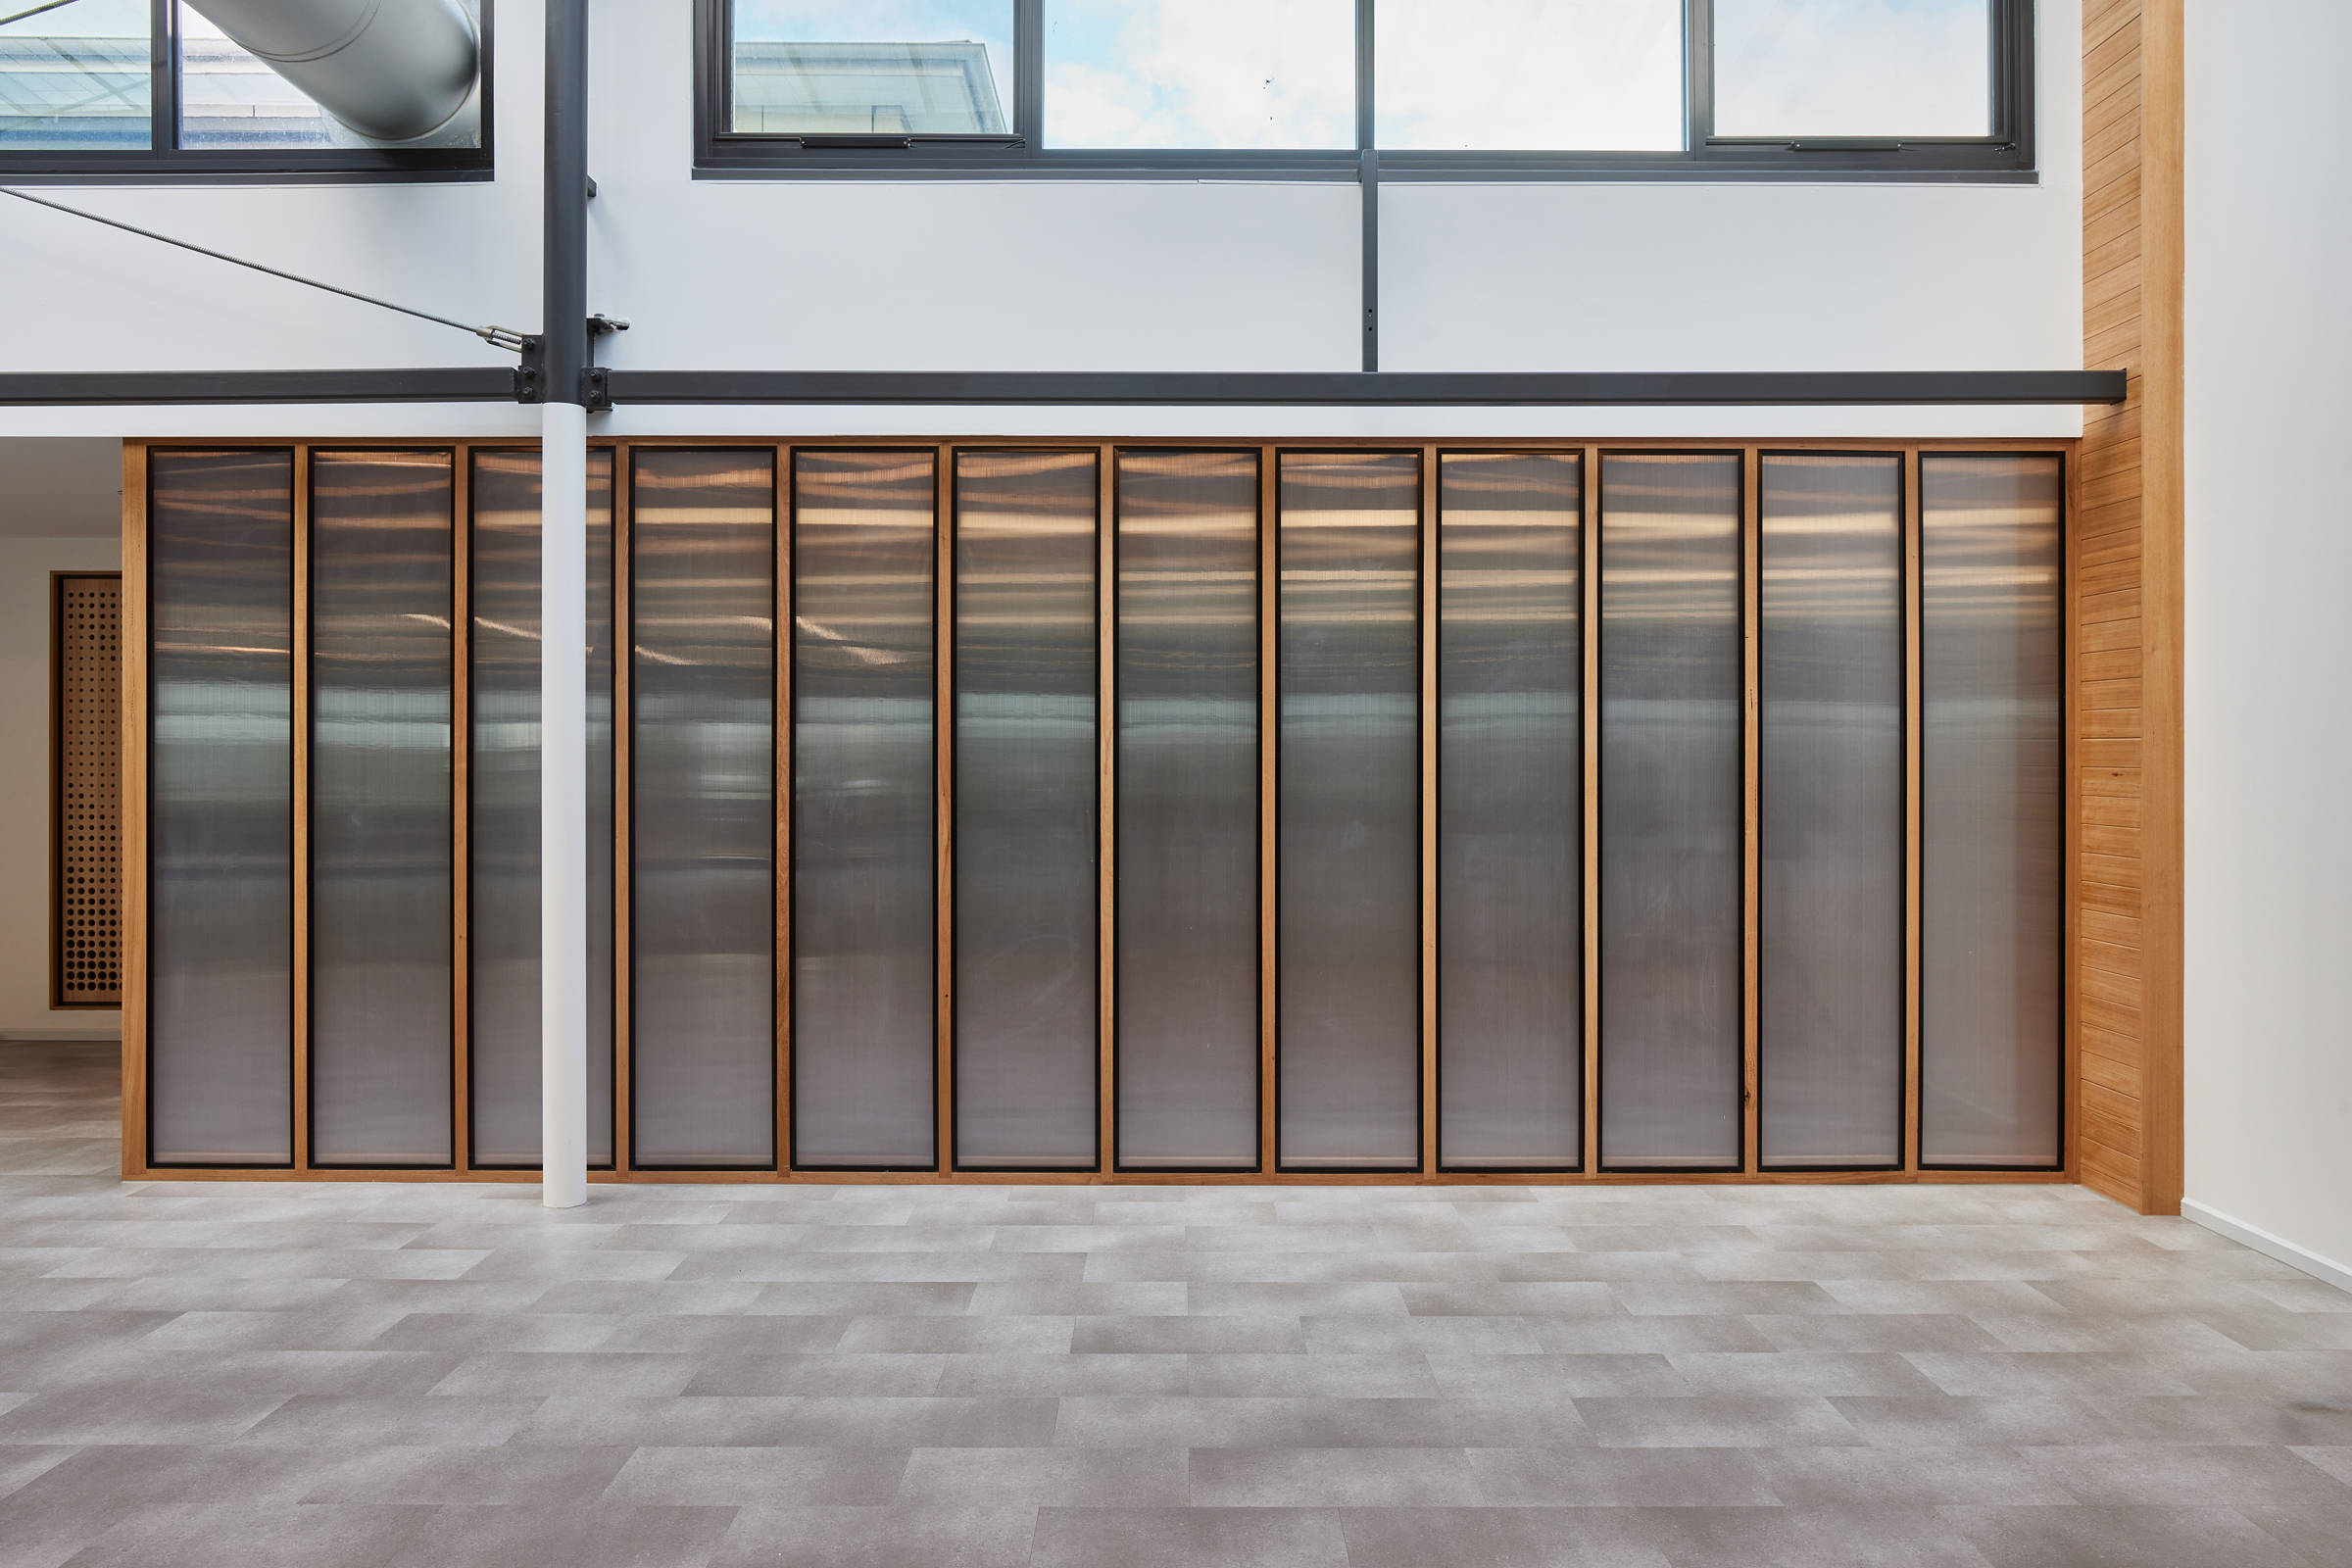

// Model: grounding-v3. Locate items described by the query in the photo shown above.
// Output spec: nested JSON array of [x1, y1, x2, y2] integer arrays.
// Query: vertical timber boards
[[120, 437, 2077, 1188], [2079, 0, 2185, 1215]]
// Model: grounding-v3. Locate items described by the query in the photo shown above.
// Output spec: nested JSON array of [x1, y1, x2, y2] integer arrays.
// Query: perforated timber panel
[[55, 574, 122, 1007]]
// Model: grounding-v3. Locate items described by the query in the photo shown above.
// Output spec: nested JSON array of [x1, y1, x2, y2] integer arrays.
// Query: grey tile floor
[[1, 1039, 2348, 1566]]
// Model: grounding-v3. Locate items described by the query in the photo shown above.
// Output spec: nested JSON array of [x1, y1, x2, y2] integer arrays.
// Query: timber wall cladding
[[54, 574, 123, 1007], [2079, 0, 2184, 1215]]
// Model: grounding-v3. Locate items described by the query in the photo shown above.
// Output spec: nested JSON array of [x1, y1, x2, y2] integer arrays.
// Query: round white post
[[540, 398, 589, 1209]]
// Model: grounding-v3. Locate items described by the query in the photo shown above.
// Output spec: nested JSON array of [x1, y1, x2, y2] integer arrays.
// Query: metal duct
[[183, 0, 480, 145]]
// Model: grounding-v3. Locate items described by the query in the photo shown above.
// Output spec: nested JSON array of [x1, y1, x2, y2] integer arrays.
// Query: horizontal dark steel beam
[[0, 368, 519, 405], [605, 370, 2127, 407], [0, 368, 2128, 409]]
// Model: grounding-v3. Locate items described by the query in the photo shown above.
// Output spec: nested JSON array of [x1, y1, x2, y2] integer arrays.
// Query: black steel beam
[[541, 0, 589, 407], [603, 370, 2128, 407], [0, 368, 520, 405]]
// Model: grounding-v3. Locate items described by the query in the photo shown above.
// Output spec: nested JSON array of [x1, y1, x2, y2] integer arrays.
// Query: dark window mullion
[[1015, 0, 1042, 151], [1354, 0, 1374, 151], [1685, 0, 1714, 161], [149, 0, 174, 155]]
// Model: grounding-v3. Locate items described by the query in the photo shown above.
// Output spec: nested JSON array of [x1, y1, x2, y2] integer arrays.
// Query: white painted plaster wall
[[2180, 0, 2352, 1288], [0, 442, 123, 1038], [1, 0, 2082, 442]]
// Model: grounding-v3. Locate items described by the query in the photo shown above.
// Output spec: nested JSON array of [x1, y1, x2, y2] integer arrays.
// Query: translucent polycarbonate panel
[[954, 451, 1099, 1169], [1278, 452, 1420, 1170], [794, 451, 937, 1169], [1375, 0, 1683, 151], [1438, 453, 1581, 1170], [1922, 455, 2062, 1167], [1714, 0, 1992, 139], [1115, 451, 1259, 1170], [468, 451, 615, 1168], [631, 450, 776, 1168], [148, 451, 293, 1165], [1758, 455, 1903, 1169], [0, 0, 150, 150], [1599, 454, 1742, 1170], [1045, 0, 1353, 149], [730, 1, 1013, 133], [309, 452, 454, 1167]]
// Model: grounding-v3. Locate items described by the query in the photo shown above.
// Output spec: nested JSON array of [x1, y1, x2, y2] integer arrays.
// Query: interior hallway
[[0, 1040, 2347, 1568]]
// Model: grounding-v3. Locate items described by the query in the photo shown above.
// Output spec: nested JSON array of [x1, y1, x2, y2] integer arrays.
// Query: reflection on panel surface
[[1439, 452, 1581, 1169], [1923, 456, 2063, 1167], [631, 450, 776, 1168], [1116, 452, 1260, 1170], [794, 451, 937, 1169], [1278, 453, 1420, 1170], [1759, 455, 1903, 1169], [469, 452, 615, 1168], [309, 452, 454, 1166], [149, 451, 294, 1165], [955, 451, 1098, 1168], [1599, 454, 1742, 1170]]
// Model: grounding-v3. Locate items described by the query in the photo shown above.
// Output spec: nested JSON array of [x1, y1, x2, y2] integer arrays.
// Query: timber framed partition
[[122, 436, 2078, 1187]]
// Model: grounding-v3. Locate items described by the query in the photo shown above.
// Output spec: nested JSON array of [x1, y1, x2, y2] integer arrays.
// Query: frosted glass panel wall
[[1438, 452, 1582, 1169], [1599, 454, 1742, 1170], [1759, 455, 1903, 1168], [309, 452, 454, 1167], [631, 450, 776, 1168], [1922, 455, 2063, 1167], [469, 452, 615, 1168], [1115, 452, 1260, 1171], [148, 451, 294, 1165], [954, 451, 1098, 1169], [1278, 453, 1420, 1170], [794, 451, 937, 1169]]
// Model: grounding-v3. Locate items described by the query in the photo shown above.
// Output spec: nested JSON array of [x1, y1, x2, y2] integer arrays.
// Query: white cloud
[[1714, 0, 1990, 138]]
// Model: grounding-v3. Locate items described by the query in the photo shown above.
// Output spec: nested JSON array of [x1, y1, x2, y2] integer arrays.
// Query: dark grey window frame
[[695, 0, 2034, 183], [0, 0, 494, 183]]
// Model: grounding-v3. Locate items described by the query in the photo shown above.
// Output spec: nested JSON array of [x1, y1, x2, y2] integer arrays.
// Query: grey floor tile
[[1334, 1505, 1671, 1568], [388, 1502, 736, 1568], [2024, 1442, 2352, 1505], [1467, 1444, 1779, 1505], [1669, 1350, 1945, 1397], [1068, 1314, 1299, 1354], [511, 1395, 802, 1447], [57, 1500, 435, 1568], [2237, 1503, 2352, 1568], [300, 1443, 635, 1503], [1749, 1445, 2074, 1504], [897, 1446, 1187, 1506], [1426, 1351, 1688, 1398], [1623, 1504, 1998, 1567], [236, 1394, 541, 1447], [683, 1351, 947, 1396], [1186, 1446, 1481, 1506], [934, 1351, 1189, 1395], [0, 1387, 285, 1445], [837, 1315, 1073, 1353], [605, 1445, 909, 1504], [713, 1502, 1037, 1568], [1028, 1505, 1347, 1568], [1574, 1395, 1864, 1448], [1939, 1503, 2315, 1568]]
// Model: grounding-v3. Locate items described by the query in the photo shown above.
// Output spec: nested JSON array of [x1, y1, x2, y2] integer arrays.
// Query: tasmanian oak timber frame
[[122, 435, 2079, 1188]]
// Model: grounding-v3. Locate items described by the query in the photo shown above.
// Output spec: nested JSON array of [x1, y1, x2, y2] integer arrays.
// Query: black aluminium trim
[[0, 369, 518, 405], [606, 372, 2127, 408]]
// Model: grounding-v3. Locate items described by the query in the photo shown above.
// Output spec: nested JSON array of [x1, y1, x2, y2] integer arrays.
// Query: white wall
[[0, 442, 123, 1038], [1, 0, 2082, 442], [2181, 0, 2352, 1289]]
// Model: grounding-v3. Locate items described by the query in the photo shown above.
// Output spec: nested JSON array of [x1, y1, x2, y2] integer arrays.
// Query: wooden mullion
[[1903, 448, 1925, 1173], [2064, 444, 2083, 1184], [775, 444, 792, 1177], [1097, 443, 1116, 1176], [1741, 447, 1761, 1176], [936, 447, 955, 1176], [1259, 445, 1279, 1175], [292, 445, 313, 1174], [1419, 447, 1440, 1178], [120, 443, 150, 1179], [451, 445, 471, 1173], [1581, 448, 1600, 1177], [612, 442, 634, 1176]]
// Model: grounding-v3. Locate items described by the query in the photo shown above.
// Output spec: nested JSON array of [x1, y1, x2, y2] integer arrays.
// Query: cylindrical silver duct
[[183, 0, 479, 145]]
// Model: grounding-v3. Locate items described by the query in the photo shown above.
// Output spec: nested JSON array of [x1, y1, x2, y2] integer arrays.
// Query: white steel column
[[540, 399, 589, 1208]]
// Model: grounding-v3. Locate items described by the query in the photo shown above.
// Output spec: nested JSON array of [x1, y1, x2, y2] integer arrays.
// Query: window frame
[[694, 0, 2034, 182], [0, 0, 495, 182]]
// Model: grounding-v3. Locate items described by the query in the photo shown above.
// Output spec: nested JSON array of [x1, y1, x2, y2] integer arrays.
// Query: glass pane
[[954, 451, 1098, 1170], [176, 0, 482, 149], [1439, 453, 1581, 1170], [148, 451, 293, 1165], [1375, 0, 1683, 152], [1598, 454, 1741, 1171], [1922, 455, 2062, 1167], [0, 0, 151, 149], [309, 452, 454, 1168], [1278, 452, 1419, 1171], [1759, 454, 1902, 1170], [1046, 0, 1353, 150], [793, 451, 937, 1169], [630, 450, 776, 1170], [468, 451, 616, 1169], [1714, 0, 1992, 139], [1115, 452, 1260, 1172], [731, 0, 1013, 134]]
